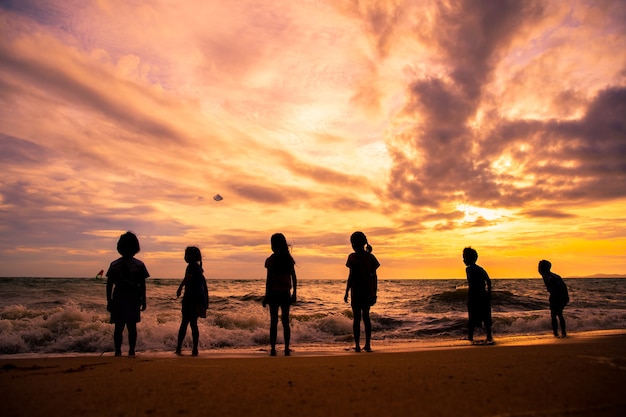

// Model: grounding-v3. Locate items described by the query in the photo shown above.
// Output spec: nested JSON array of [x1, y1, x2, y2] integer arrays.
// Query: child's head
[[185, 246, 202, 264], [117, 231, 140, 257], [270, 233, 290, 255], [350, 231, 372, 253], [462, 247, 478, 265], [538, 260, 552, 274]]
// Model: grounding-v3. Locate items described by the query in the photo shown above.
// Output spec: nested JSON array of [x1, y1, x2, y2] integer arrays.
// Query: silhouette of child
[[262, 233, 297, 356], [462, 247, 493, 343], [176, 246, 209, 356], [106, 231, 150, 356], [344, 231, 379, 352], [538, 260, 569, 338]]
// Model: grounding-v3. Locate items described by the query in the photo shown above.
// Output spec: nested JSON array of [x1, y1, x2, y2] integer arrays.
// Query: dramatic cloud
[[384, 1, 625, 221]]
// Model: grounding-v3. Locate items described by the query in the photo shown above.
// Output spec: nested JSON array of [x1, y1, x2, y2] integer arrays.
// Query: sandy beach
[[2, 333, 625, 417]]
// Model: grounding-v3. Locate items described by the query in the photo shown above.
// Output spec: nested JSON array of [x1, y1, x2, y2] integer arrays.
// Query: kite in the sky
[[213, 194, 223, 201]]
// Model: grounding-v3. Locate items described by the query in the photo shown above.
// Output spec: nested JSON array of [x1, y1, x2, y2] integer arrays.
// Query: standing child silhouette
[[106, 231, 150, 357], [538, 260, 569, 338], [176, 246, 209, 356], [462, 247, 493, 344], [344, 231, 380, 352], [263, 233, 297, 356]]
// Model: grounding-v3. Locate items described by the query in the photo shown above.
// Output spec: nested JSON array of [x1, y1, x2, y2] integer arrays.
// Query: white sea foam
[[1, 277, 625, 356]]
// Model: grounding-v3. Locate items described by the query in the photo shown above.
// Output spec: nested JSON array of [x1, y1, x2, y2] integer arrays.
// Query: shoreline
[[0, 333, 626, 417], [2, 329, 625, 360], [2, 331, 625, 417], [4, 330, 623, 358]]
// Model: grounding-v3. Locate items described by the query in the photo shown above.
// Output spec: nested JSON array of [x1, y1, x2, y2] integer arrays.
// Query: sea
[[1, 277, 625, 357]]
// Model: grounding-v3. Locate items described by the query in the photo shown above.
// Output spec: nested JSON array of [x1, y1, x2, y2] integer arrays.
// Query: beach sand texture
[[2, 334, 625, 417]]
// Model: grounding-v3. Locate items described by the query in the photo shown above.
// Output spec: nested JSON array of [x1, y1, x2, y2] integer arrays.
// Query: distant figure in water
[[106, 231, 150, 356], [263, 233, 297, 356], [538, 260, 569, 338], [176, 246, 209, 356], [344, 231, 380, 352], [462, 247, 493, 344]]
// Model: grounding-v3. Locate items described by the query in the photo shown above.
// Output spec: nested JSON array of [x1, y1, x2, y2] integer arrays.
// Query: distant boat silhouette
[[95, 269, 104, 279]]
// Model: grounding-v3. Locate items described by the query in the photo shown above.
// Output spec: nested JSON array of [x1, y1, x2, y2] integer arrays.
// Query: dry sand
[[2, 333, 625, 417]]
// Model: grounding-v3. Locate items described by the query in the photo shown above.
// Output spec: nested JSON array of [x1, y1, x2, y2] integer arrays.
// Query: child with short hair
[[463, 247, 493, 344], [538, 260, 569, 337], [106, 231, 150, 356]]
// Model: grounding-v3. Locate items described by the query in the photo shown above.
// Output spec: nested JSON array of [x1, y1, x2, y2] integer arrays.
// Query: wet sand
[[2, 333, 625, 417]]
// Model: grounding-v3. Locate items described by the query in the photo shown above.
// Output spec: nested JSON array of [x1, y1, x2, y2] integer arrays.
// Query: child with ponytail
[[176, 246, 208, 356], [344, 231, 380, 352]]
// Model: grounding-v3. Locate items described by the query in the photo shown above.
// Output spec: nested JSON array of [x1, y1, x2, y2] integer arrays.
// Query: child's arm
[[344, 275, 351, 303], [176, 274, 189, 298], [291, 269, 297, 303], [106, 279, 113, 312], [140, 279, 147, 311], [372, 271, 378, 305], [372, 254, 379, 300], [344, 254, 353, 302], [262, 270, 270, 307]]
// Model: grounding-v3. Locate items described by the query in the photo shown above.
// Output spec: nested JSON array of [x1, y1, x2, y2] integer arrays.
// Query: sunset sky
[[1, 0, 625, 279]]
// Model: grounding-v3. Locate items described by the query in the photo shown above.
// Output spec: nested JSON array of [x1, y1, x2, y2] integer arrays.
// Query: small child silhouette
[[176, 246, 209, 356], [106, 231, 150, 356], [262, 233, 297, 356], [538, 260, 569, 338], [462, 247, 493, 344], [344, 231, 379, 352]]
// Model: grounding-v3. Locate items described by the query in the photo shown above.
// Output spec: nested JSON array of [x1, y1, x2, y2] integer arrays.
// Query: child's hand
[[141, 302, 146, 311], [344, 293, 348, 303]]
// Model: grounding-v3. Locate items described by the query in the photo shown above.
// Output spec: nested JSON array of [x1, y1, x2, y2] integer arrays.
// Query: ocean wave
[[1, 278, 625, 355], [2, 301, 625, 355]]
